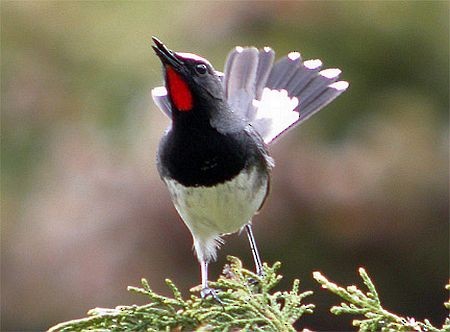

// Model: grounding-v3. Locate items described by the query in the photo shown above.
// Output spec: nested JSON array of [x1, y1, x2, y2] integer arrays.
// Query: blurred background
[[1, 1, 448, 331]]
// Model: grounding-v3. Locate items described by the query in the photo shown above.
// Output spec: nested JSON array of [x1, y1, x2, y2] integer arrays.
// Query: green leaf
[[313, 268, 449, 332], [48, 256, 313, 331]]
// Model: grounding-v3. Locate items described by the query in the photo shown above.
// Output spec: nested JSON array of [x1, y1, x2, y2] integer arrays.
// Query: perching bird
[[151, 37, 348, 298]]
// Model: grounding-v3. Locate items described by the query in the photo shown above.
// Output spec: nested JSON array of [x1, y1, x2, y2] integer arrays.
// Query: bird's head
[[152, 37, 224, 115]]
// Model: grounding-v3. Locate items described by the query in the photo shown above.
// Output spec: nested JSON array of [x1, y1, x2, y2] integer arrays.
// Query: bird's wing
[[151, 86, 172, 118], [223, 47, 349, 144]]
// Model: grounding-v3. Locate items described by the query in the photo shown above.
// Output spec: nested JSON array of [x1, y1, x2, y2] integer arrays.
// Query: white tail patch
[[252, 88, 299, 144]]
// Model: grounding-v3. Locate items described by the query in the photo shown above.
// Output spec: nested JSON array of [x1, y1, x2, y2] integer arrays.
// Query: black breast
[[157, 124, 266, 187]]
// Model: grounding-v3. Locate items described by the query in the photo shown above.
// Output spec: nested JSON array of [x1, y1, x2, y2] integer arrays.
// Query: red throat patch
[[166, 66, 193, 112]]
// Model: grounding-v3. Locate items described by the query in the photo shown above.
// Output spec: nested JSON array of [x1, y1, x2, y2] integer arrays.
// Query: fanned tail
[[223, 48, 348, 144]]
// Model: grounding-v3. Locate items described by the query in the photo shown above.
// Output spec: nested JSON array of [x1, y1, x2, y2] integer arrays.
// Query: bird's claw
[[200, 287, 223, 304], [248, 270, 265, 286]]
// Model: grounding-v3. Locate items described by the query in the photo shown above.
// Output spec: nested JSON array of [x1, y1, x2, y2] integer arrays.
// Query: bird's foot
[[200, 286, 223, 304], [248, 270, 265, 286]]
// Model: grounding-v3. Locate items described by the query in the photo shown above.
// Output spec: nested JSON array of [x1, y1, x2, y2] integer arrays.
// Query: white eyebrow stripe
[[176, 52, 212, 66]]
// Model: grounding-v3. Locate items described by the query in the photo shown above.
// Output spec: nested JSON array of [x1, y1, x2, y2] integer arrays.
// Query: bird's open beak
[[152, 36, 183, 70]]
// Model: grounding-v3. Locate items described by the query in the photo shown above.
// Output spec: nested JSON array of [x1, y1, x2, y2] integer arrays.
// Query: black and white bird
[[151, 37, 348, 298]]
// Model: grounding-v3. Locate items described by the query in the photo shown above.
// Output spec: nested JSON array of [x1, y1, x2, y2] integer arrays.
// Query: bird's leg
[[245, 223, 263, 276], [199, 259, 222, 303], [200, 259, 209, 290]]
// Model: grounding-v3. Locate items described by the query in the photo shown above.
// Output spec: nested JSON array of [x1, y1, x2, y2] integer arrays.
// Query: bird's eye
[[195, 63, 208, 75]]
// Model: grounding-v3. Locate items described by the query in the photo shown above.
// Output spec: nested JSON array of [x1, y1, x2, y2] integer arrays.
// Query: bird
[[151, 36, 348, 299]]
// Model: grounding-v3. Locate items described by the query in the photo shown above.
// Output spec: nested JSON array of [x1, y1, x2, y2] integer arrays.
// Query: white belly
[[164, 167, 268, 261]]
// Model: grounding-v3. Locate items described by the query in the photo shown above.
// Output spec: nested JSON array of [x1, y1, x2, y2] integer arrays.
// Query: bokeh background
[[2, 1, 448, 331]]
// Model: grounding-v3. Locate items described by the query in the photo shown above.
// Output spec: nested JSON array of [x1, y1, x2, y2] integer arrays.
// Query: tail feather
[[223, 47, 348, 144], [254, 47, 275, 100], [299, 81, 349, 122], [296, 68, 341, 109], [266, 52, 302, 89], [223, 47, 259, 119], [289, 59, 323, 96], [222, 48, 239, 98]]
